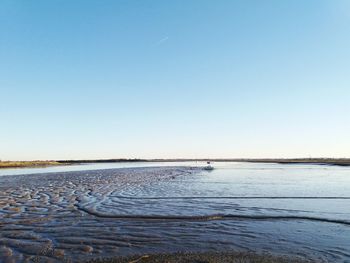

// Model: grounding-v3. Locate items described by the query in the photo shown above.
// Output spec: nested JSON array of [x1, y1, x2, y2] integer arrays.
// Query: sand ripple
[[1, 166, 350, 262]]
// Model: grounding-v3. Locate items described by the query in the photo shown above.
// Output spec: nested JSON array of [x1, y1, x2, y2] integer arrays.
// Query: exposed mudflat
[[1, 164, 350, 263], [0, 167, 199, 262]]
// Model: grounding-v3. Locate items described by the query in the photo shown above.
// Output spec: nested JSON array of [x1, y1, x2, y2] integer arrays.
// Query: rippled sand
[[0, 167, 199, 262], [1, 166, 350, 262]]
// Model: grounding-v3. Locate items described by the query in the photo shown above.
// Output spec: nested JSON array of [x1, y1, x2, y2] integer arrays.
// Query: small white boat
[[204, 161, 214, 171]]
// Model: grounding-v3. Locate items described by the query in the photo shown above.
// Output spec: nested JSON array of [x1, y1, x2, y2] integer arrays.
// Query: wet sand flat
[[0, 167, 199, 262], [1, 164, 350, 262]]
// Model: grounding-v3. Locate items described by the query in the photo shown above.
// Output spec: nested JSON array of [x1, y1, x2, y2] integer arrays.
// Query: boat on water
[[204, 161, 214, 171]]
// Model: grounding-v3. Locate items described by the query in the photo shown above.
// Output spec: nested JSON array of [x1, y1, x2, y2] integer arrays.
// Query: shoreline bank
[[1, 158, 350, 169]]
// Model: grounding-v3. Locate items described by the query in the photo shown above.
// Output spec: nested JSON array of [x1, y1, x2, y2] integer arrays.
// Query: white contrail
[[154, 36, 169, 46]]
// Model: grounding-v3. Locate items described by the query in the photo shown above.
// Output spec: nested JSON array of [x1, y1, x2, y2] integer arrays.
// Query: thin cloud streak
[[154, 36, 169, 46]]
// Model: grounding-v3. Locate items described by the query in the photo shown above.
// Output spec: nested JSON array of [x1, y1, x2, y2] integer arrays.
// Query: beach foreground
[[0, 167, 199, 262], [1, 164, 350, 262]]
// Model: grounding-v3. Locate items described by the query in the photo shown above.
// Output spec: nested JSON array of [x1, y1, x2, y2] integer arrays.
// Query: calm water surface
[[0, 161, 201, 176]]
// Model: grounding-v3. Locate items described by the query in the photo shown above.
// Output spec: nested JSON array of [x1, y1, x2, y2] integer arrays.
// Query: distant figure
[[204, 161, 214, 171]]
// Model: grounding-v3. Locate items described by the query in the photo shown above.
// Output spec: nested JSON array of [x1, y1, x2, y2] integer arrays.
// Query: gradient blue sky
[[1, 0, 350, 160]]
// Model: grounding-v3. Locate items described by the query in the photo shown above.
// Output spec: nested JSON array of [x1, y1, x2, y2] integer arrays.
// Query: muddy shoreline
[[1, 158, 350, 169]]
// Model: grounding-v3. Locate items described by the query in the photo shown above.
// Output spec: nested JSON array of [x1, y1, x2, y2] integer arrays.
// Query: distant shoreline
[[0, 161, 64, 169], [1, 158, 350, 169]]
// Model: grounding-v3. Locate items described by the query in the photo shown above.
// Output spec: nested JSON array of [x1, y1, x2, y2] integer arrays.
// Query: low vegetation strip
[[0, 161, 62, 168]]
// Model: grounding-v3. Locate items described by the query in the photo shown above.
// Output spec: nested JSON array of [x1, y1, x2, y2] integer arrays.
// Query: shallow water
[[1, 163, 350, 262], [0, 161, 202, 177]]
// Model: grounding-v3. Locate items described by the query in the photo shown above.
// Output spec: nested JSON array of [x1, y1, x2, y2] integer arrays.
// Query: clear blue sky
[[1, 0, 349, 160]]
